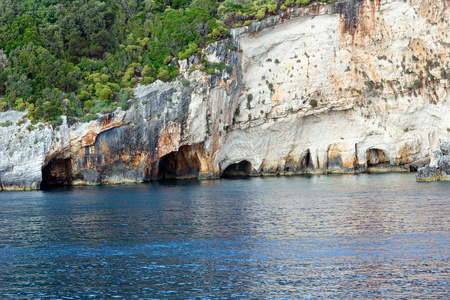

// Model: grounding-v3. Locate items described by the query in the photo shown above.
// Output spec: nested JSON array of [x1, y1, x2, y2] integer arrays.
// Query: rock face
[[417, 141, 450, 181], [1, 0, 450, 190]]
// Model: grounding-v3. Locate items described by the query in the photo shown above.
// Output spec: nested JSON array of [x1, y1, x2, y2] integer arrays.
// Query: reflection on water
[[0, 174, 449, 298]]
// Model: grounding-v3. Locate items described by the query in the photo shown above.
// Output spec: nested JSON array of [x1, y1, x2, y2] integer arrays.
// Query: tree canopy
[[0, 0, 324, 125]]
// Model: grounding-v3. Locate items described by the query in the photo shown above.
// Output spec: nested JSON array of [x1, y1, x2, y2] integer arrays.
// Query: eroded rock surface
[[417, 141, 450, 181], [1, 0, 450, 190]]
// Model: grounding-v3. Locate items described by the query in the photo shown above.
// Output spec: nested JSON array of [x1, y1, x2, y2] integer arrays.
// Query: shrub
[[0, 120, 12, 127], [84, 100, 94, 110], [178, 42, 199, 61], [413, 79, 422, 88], [182, 78, 190, 87], [246, 94, 253, 109], [14, 98, 25, 111], [310, 99, 318, 107], [80, 114, 99, 123], [49, 116, 63, 128], [256, 8, 265, 20], [0, 101, 8, 112], [142, 76, 154, 85], [157, 67, 171, 81]]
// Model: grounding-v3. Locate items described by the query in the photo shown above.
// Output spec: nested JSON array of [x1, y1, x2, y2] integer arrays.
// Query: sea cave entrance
[[221, 160, 252, 178], [41, 158, 73, 188], [366, 148, 390, 168], [154, 145, 201, 180]]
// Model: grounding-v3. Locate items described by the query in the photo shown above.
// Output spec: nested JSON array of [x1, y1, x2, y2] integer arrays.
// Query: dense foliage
[[0, 0, 330, 125]]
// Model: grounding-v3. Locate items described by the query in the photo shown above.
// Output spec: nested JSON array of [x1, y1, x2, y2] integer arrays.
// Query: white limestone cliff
[[1, 0, 450, 190]]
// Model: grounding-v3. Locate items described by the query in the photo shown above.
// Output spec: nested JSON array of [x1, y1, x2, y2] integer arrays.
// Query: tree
[[115, 0, 143, 24], [60, 0, 109, 38], [0, 0, 19, 26], [0, 15, 43, 53], [0, 50, 9, 70], [190, 0, 218, 16]]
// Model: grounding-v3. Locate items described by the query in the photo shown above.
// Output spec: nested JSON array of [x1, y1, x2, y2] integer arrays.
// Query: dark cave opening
[[221, 160, 252, 178], [155, 145, 201, 180], [41, 158, 73, 188]]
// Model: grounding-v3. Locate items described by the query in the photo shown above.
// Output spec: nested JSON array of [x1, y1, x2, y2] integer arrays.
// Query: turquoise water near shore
[[0, 174, 449, 298]]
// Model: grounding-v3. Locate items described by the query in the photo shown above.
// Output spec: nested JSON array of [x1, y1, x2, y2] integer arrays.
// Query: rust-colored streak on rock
[[101, 114, 114, 128], [357, 0, 377, 39], [81, 132, 98, 147], [135, 155, 142, 166], [370, 1, 376, 26], [157, 122, 181, 159], [119, 152, 130, 163], [80, 112, 130, 147], [44, 146, 70, 165], [270, 84, 282, 103], [99, 140, 110, 157], [309, 4, 325, 15], [134, 152, 151, 167], [396, 143, 417, 165], [145, 152, 153, 165]]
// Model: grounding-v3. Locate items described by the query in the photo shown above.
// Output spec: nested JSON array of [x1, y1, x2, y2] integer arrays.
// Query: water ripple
[[0, 174, 449, 298]]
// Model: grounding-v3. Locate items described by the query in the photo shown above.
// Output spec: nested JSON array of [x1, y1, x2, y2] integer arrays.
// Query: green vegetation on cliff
[[0, 0, 331, 125]]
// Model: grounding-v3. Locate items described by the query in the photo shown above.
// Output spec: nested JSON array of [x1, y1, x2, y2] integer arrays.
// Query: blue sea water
[[0, 174, 449, 299]]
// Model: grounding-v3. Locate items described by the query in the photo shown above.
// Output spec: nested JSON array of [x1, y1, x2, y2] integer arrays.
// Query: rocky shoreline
[[417, 141, 450, 182]]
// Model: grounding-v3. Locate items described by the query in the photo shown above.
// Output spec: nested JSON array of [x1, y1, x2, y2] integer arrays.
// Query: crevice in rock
[[41, 158, 73, 188], [354, 143, 359, 170], [301, 149, 314, 172], [153, 145, 201, 180], [221, 160, 252, 178]]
